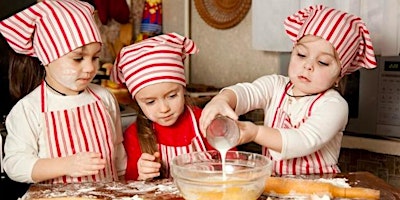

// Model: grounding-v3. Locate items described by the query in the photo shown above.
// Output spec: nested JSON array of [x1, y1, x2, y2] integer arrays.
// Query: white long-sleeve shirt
[[4, 83, 126, 183], [227, 74, 348, 175]]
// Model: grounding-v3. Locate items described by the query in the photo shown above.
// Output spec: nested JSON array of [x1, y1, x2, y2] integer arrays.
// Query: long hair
[[132, 93, 195, 179], [8, 51, 44, 101]]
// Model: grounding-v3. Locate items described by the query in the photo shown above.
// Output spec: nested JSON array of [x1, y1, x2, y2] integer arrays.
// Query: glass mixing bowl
[[171, 151, 273, 200]]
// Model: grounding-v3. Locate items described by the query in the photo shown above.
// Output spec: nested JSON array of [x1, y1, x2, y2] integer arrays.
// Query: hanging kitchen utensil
[[194, 0, 251, 29]]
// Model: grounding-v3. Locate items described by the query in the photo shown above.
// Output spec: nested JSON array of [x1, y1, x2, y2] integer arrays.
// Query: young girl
[[0, 0, 126, 184], [111, 32, 215, 180], [200, 5, 377, 175]]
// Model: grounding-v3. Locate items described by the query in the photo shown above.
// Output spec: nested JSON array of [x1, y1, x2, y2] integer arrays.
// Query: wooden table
[[334, 171, 400, 199], [24, 171, 399, 200], [261, 171, 400, 200]]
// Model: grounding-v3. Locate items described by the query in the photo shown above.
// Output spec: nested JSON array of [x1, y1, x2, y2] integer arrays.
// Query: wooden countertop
[[261, 172, 399, 200], [334, 171, 400, 199], [24, 172, 398, 200]]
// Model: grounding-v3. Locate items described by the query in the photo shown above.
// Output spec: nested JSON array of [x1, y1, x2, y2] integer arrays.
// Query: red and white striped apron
[[263, 82, 339, 175], [158, 106, 206, 177], [40, 82, 117, 184]]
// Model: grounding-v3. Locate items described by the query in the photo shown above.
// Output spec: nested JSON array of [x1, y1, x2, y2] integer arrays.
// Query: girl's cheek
[[61, 68, 78, 76]]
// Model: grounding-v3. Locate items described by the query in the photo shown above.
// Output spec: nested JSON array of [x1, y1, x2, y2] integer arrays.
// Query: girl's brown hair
[[131, 94, 194, 179], [8, 51, 44, 101]]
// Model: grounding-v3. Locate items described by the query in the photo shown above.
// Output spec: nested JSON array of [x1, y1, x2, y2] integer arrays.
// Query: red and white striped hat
[[284, 5, 377, 77], [0, 0, 102, 65], [111, 32, 198, 97]]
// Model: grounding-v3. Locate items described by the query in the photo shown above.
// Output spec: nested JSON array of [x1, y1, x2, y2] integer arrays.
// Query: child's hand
[[65, 152, 106, 177], [237, 121, 259, 145], [200, 98, 238, 136], [137, 152, 161, 180]]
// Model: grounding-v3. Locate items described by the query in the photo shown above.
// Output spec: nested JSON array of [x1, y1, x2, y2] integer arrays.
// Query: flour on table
[[315, 178, 350, 188]]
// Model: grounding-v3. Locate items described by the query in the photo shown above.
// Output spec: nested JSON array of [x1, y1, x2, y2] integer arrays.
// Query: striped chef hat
[[284, 5, 377, 77], [111, 32, 198, 98], [0, 0, 102, 65]]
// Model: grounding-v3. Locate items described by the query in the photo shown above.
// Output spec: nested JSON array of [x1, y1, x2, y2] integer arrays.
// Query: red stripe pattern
[[43, 94, 117, 184], [111, 33, 198, 97], [264, 84, 339, 175], [0, 0, 101, 65], [284, 5, 377, 77]]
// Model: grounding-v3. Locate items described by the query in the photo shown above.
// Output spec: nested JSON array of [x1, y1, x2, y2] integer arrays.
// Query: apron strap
[[40, 81, 46, 113], [271, 82, 292, 128], [187, 106, 206, 151]]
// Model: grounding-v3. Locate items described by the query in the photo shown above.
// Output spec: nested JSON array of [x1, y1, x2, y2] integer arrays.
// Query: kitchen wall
[[163, 1, 280, 88]]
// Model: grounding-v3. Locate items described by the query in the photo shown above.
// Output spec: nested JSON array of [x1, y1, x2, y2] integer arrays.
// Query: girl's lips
[[78, 78, 91, 82], [298, 75, 310, 82], [161, 114, 174, 121]]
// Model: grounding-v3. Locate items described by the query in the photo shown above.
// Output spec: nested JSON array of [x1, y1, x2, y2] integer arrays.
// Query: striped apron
[[158, 106, 206, 177], [263, 82, 339, 175], [41, 81, 117, 183]]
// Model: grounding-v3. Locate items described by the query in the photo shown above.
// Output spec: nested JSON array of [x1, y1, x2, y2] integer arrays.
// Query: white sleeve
[[4, 100, 41, 183], [225, 74, 288, 115]]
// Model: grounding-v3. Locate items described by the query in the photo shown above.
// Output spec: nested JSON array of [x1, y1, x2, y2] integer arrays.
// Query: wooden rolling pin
[[264, 177, 380, 199]]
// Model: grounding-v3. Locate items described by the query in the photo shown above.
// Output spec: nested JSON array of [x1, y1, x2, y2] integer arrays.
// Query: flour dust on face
[[44, 43, 101, 95]]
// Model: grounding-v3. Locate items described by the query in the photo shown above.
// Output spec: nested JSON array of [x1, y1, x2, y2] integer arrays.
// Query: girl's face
[[135, 82, 186, 127], [45, 42, 101, 95], [288, 35, 341, 96]]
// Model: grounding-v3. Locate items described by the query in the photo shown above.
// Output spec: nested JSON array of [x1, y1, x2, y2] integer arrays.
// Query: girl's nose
[[84, 60, 98, 73], [159, 100, 170, 113], [303, 59, 314, 71]]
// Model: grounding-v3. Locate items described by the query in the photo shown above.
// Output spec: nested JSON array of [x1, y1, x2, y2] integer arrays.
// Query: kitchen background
[[0, 0, 400, 191]]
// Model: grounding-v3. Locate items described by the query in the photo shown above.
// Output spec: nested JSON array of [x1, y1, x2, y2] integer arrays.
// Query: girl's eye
[[73, 57, 84, 61], [297, 53, 306, 58], [145, 100, 155, 105], [168, 93, 177, 98], [73, 56, 99, 62], [319, 61, 329, 66]]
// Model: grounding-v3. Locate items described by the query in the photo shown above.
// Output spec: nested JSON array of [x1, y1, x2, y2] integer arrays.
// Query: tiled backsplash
[[339, 148, 400, 188]]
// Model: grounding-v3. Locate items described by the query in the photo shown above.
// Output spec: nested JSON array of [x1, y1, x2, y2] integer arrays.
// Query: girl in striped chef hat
[[0, 0, 126, 184], [111, 32, 217, 180], [200, 5, 377, 176]]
